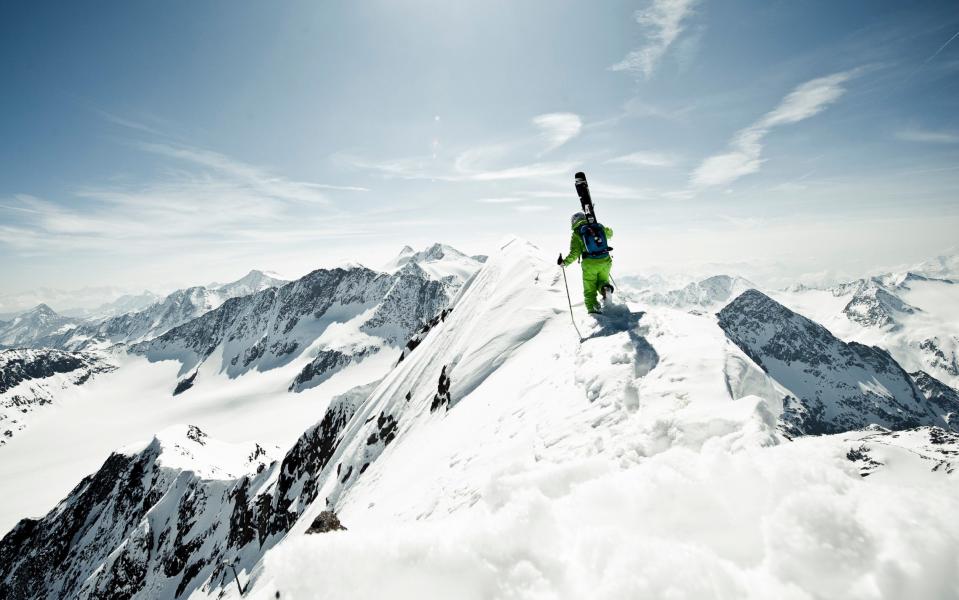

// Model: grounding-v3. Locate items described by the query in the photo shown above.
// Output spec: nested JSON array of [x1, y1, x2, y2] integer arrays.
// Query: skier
[[558, 211, 614, 314]]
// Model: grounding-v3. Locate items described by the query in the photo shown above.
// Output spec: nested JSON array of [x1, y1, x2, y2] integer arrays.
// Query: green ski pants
[[581, 256, 612, 312]]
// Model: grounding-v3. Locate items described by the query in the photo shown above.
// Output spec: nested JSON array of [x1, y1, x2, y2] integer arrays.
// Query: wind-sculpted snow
[[315, 239, 562, 510], [0, 348, 115, 445], [718, 289, 954, 436]]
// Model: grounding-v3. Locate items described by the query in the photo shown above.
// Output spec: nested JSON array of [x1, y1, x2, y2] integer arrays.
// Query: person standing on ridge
[[558, 211, 614, 314]]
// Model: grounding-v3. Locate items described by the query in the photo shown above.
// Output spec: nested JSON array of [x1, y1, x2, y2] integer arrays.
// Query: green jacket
[[562, 218, 613, 266]]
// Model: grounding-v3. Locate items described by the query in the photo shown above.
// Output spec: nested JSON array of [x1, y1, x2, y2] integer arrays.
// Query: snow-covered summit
[[383, 242, 484, 284], [0, 304, 80, 349], [119, 423, 279, 479], [209, 269, 288, 298]]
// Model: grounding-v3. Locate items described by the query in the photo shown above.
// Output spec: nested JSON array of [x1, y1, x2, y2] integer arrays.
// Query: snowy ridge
[[0, 348, 115, 445]]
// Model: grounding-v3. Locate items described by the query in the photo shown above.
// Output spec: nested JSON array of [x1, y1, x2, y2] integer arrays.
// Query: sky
[[1, 0, 958, 310]]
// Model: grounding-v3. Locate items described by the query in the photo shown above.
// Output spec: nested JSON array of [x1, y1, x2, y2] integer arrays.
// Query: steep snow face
[[130, 263, 455, 391], [718, 290, 953, 436], [0, 349, 115, 445], [383, 242, 485, 285], [0, 304, 80, 348]]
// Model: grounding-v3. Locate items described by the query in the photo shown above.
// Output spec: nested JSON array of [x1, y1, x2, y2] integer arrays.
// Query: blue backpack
[[578, 222, 612, 258]]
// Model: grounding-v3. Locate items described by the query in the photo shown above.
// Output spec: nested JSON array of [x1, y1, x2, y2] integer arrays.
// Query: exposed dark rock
[[289, 347, 379, 392], [398, 307, 453, 365], [305, 511, 347, 534], [173, 372, 197, 396], [430, 365, 452, 412]]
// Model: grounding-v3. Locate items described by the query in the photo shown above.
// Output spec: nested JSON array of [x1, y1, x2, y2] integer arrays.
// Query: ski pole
[[560, 264, 583, 342]]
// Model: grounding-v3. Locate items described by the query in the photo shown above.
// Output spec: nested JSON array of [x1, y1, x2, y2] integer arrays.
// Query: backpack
[[578, 222, 612, 259]]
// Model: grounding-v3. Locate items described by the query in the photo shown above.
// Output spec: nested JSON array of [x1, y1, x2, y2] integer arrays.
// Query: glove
[[557, 253, 564, 266]]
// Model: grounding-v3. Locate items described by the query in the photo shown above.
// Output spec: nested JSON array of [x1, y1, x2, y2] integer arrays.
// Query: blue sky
[[1, 0, 958, 306]]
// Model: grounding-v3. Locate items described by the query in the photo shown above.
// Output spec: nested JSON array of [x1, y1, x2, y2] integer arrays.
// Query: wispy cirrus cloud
[[476, 197, 526, 204], [340, 110, 583, 184], [338, 149, 575, 183], [895, 127, 959, 144], [532, 112, 582, 153], [607, 151, 679, 168], [609, 0, 701, 78], [692, 70, 857, 188], [0, 142, 371, 254]]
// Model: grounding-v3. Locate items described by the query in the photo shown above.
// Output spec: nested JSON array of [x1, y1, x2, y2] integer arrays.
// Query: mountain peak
[[383, 243, 482, 284], [28, 303, 57, 316]]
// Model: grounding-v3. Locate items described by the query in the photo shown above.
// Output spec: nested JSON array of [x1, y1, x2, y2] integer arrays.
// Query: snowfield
[[0, 241, 957, 599]]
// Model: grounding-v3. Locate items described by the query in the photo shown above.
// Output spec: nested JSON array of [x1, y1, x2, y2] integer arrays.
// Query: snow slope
[[4, 239, 957, 599]]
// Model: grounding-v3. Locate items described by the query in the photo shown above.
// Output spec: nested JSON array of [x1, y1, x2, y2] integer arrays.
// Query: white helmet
[[571, 212, 586, 226]]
